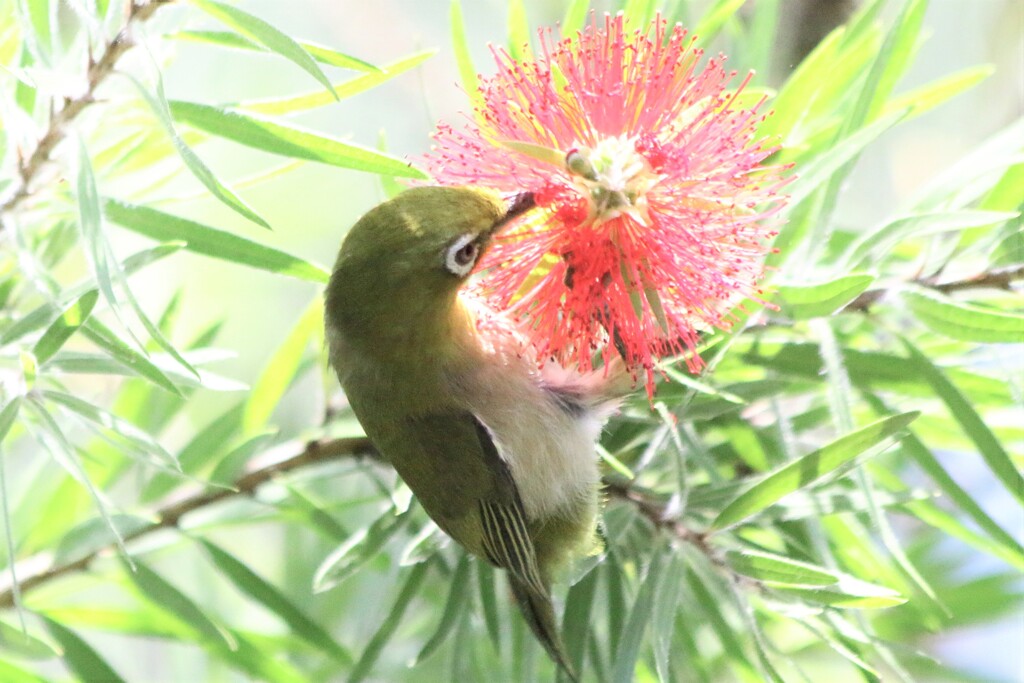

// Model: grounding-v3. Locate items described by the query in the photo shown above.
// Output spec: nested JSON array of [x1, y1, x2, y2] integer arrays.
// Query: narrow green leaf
[[476, 560, 502, 654], [903, 288, 1024, 343], [778, 110, 907, 241], [243, 297, 322, 433], [711, 412, 919, 529], [53, 514, 150, 565], [561, 564, 598, 679], [612, 551, 664, 683], [348, 562, 431, 683], [75, 138, 117, 311], [32, 290, 98, 365], [450, 0, 482, 113], [562, 0, 590, 35], [901, 339, 1024, 506], [42, 617, 126, 683], [199, 540, 352, 665], [885, 65, 993, 120], [313, 508, 412, 592], [104, 200, 329, 283], [170, 30, 380, 72], [189, 0, 338, 99], [0, 618, 56, 660], [507, 0, 530, 61], [142, 402, 244, 502], [725, 550, 837, 585], [990, 227, 1024, 267], [127, 75, 271, 229], [0, 398, 25, 624], [124, 558, 236, 651], [42, 390, 176, 468], [843, 210, 1019, 268], [650, 551, 685, 683], [239, 50, 435, 115], [693, 0, 745, 46], [168, 100, 425, 178], [81, 319, 180, 395], [775, 274, 875, 319], [776, 582, 906, 609], [414, 554, 471, 664]]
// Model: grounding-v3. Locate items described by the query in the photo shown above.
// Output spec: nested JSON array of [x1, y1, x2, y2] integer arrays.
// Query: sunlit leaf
[[169, 100, 427, 178], [711, 412, 919, 529]]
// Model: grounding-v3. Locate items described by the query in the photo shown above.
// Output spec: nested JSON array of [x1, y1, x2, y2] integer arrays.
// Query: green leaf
[[725, 550, 837, 585], [901, 339, 1024, 506], [199, 540, 352, 665], [127, 74, 271, 229], [124, 558, 236, 651], [711, 412, 919, 529], [476, 561, 502, 655], [612, 551, 664, 683], [42, 617, 126, 683], [170, 30, 380, 72], [313, 507, 412, 592], [104, 200, 329, 283], [143, 402, 243, 502], [885, 65, 993, 120], [0, 618, 56, 660], [188, 0, 338, 100], [32, 290, 98, 365], [561, 564, 598, 679], [348, 562, 431, 683], [775, 274, 875, 319], [243, 297, 322, 433], [414, 554, 471, 664], [53, 514, 151, 565], [903, 288, 1024, 343], [990, 226, 1024, 266], [650, 551, 685, 683], [168, 100, 426, 178], [776, 579, 906, 609], [693, 0, 745, 46], [42, 390, 176, 469], [507, 0, 530, 61], [239, 50, 435, 115], [561, 0, 590, 35], [843, 210, 1019, 268], [449, 0, 482, 113], [80, 319, 180, 395]]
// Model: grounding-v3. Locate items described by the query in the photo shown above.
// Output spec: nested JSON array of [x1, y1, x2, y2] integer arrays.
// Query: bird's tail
[[509, 575, 578, 682]]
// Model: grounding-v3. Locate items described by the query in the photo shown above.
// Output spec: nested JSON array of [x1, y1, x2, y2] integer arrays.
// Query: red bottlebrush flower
[[422, 13, 790, 395]]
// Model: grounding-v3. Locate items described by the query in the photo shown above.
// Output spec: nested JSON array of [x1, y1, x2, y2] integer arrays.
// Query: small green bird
[[325, 186, 625, 679]]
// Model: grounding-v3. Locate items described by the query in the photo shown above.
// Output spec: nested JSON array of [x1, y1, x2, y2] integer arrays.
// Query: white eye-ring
[[444, 234, 480, 276]]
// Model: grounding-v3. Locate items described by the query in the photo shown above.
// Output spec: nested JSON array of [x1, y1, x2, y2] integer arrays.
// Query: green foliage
[[0, 1, 1020, 682]]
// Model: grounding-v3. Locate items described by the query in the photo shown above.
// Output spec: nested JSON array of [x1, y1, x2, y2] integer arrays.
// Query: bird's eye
[[445, 235, 480, 276]]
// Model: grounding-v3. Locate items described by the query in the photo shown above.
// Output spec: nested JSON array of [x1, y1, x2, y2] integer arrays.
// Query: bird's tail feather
[[509, 576, 578, 682]]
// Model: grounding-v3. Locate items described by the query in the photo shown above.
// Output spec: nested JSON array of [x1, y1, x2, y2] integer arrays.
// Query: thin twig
[[0, 435, 380, 608], [841, 264, 1024, 314], [0, 0, 172, 220]]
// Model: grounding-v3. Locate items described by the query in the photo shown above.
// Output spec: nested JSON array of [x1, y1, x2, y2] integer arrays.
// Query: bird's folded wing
[[404, 411, 548, 595]]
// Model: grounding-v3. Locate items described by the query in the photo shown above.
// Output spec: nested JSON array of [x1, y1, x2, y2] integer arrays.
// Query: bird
[[324, 186, 627, 680]]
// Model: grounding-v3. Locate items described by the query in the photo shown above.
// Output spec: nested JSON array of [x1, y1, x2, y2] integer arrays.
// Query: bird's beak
[[489, 192, 536, 236]]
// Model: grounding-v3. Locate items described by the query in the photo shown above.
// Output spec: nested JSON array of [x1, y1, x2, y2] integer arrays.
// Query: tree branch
[[0, 0, 173, 220], [841, 264, 1024, 314], [0, 435, 380, 609]]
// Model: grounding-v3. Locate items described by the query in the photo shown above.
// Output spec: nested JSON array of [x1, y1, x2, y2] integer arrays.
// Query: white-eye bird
[[324, 186, 625, 679]]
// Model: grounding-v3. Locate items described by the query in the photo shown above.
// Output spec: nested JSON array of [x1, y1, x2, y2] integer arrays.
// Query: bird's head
[[325, 187, 535, 352]]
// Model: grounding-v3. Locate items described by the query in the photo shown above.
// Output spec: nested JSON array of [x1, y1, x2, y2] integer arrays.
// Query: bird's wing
[[401, 411, 547, 594]]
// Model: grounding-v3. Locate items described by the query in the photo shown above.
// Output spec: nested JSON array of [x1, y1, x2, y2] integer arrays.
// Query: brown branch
[[0, 0, 173, 220], [0, 435, 380, 609], [841, 264, 1024, 314]]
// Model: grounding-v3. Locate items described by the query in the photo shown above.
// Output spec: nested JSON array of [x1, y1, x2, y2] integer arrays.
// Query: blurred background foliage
[[0, 0, 1021, 681]]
